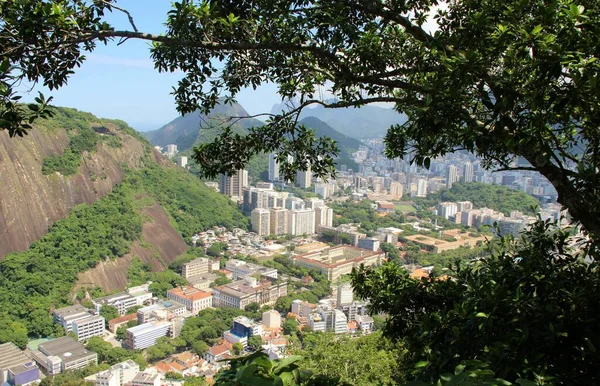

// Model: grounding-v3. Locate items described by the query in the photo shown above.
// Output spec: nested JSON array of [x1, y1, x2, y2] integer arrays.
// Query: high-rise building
[[220, 169, 248, 198], [269, 207, 289, 235], [389, 181, 403, 198], [305, 198, 325, 209], [415, 179, 428, 197], [463, 162, 474, 183], [251, 208, 271, 236], [288, 208, 316, 236], [295, 167, 312, 189], [314, 184, 328, 199], [268, 153, 280, 182], [177, 156, 188, 168], [337, 283, 354, 306], [446, 165, 459, 189], [315, 206, 333, 230]]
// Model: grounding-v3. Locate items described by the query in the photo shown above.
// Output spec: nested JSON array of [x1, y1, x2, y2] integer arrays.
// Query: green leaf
[[415, 361, 429, 368], [475, 312, 488, 318], [454, 363, 466, 375]]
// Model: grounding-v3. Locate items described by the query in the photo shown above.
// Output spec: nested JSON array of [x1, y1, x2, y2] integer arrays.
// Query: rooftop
[[127, 321, 170, 334], [168, 286, 212, 301], [37, 337, 96, 363], [53, 304, 90, 319], [108, 313, 138, 325], [0, 342, 30, 371]]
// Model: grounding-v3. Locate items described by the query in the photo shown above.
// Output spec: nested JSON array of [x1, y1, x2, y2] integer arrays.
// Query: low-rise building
[[292, 246, 384, 281], [226, 259, 278, 280], [72, 315, 105, 342], [319, 225, 366, 246], [131, 372, 162, 386], [182, 258, 219, 279], [53, 305, 106, 341], [212, 277, 288, 309], [86, 359, 139, 386], [125, 322, 171, 350], [30, 337, 97, 376], [354, 315, 374, 334], [0, 343, 40, 386], [166, 287, 212, 314], [291, 300, 315, 318], [107, 314, 138, 333], [204, 344, 231, 364], [93, 288, 152, 316], [137, 300, 186, 325]]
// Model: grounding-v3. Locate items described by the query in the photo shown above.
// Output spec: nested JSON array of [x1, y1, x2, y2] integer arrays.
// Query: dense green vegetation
[[127, 164, 248, 240], [40, 107, 149, 175], [354, 220, 600, 384], [415, 182, 540, 215], [0, 185, 143, 347], [290, 332, 405, 385], [0, 109, 248, 347]]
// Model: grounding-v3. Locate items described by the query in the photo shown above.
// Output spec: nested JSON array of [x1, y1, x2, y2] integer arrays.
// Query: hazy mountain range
[[271, 101, 408, 139]]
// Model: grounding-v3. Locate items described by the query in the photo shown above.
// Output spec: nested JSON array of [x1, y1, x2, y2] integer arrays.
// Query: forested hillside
[[0, 106, 247, 346], [415, 182, 540, 215]]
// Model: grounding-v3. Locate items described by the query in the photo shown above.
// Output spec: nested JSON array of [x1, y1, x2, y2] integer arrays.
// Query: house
[[204, 344, 231, 364]]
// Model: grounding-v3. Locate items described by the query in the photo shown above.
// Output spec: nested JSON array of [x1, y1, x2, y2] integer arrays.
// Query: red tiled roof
[[209, 344, 230, 356], [108, 313, 137, 325]]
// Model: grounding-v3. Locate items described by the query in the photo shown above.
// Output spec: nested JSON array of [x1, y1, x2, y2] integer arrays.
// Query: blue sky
[[20, 0, 282, 131]]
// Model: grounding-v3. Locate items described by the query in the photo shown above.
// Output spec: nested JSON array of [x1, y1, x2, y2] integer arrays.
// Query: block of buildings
[[307, 302, 347, 334], [166, 287, 212, 314], [292, 246, 384, 281], [319, 225, 366, 246], [85, 359, 139, 386], [53, 305, 105, 341], [125, 322, 171, 350], [30, 337, 97, 376], [0, 343, 40, 386], [93, 285, 152, 316], [212, 277, 288, 309], [291, 300, 316, 319], [225, 259, 278, 281], [137, 300, 187, 325], [182, 258, 219, 279]]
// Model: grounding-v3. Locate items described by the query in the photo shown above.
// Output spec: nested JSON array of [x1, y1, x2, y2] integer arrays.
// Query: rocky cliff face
[[0, 123, 156, 258]]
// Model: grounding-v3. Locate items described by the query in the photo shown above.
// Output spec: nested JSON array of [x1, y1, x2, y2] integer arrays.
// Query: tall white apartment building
[[438, 202, 458, 219], [305, 198, 325, 209], [268, 153, 280, 181], [336, 283, 354, 306], [269, 207, 289, 235], [288, 208, 316, 236], [295, 167, 312, 189], [314, 184, 328, 199], [446, 165, 459, 189], [463, 162, 474, 183], [251, 208, 271, 236], [315, 206, 334, 230], [389, 181, 403, 198], [415, 178, 428, 197]]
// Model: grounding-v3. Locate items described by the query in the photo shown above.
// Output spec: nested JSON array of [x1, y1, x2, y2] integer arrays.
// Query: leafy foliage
[[0, 185, 142, 345], [353, 219, 600, 384], [290, 332, 405, 385], [214, 351, 345, 386], [415, 182, 540, 216]]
